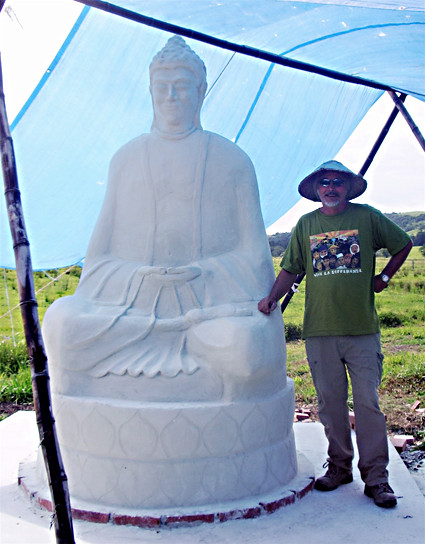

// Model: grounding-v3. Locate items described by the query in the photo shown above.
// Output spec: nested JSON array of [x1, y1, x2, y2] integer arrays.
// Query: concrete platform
[[1, 411, 424, 543], [18, 450, 314, 528]]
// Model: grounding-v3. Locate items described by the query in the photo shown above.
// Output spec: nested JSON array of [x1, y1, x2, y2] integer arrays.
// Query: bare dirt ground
[[0, 402, 33, 419]]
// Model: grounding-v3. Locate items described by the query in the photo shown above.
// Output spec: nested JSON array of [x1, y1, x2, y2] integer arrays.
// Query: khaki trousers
[[305, 333, 389, 486]]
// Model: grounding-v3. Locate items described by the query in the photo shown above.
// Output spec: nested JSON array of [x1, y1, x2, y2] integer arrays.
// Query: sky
[[1, 0, 424, 235], [268, 93, 425, 232]]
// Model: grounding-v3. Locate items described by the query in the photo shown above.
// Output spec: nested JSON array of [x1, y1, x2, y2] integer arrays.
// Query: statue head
[[149, 36, 208, 133]]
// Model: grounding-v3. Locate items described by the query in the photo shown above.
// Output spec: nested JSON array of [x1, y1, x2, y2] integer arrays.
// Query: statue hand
[[137, 265, 202, 283], [137, 266, 166, 276], [166, 266, 201, 280]]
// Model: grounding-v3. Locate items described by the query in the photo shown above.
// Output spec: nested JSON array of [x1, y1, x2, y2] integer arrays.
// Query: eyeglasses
[[318, 178, 346, 188]]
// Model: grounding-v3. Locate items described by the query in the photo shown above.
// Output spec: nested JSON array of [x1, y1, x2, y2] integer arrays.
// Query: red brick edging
[[18, 474, 314, 528]]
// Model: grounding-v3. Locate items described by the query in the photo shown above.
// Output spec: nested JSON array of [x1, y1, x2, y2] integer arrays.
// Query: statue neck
[[151, 126, 199, 140]]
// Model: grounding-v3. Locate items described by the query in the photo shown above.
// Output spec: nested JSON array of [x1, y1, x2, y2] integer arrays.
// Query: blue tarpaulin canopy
[[1, 0, 424, 269]]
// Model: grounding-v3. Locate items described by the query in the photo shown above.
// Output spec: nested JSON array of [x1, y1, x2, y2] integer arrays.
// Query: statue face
[[150, 66, 201, 133]]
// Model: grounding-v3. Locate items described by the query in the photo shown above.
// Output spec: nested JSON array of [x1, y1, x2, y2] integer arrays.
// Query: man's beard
[[322, 197, 341, 207]]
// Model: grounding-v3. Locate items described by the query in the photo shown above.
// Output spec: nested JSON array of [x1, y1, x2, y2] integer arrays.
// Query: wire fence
[[1, 255, 424, 342], [402, 259, 425, 272]]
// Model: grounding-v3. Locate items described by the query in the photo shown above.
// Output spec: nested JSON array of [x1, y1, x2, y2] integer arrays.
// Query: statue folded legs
[[42, 36, 297, 510]]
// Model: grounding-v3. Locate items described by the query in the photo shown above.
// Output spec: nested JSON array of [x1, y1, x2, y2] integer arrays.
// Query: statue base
[[18, 381, 312, 525], [18, 451, 314, 527]]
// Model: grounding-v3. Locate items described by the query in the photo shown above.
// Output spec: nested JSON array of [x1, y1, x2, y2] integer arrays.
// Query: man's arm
[[258, 268, 297, 314], [374, 240, 413, 293]]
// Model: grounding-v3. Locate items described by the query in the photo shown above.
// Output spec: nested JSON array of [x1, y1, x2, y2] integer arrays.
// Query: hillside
[[383, 211, 425, 236]]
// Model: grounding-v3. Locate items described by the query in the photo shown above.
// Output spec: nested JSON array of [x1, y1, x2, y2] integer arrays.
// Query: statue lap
[[40, 37, 297, 510]]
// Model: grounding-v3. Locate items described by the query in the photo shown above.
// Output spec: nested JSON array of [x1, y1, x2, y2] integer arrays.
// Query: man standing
[[258, 160, 412, 508]]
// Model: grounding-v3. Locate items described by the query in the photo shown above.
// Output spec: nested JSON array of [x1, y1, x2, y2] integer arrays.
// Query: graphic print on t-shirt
[[310, 229, 361, 276]]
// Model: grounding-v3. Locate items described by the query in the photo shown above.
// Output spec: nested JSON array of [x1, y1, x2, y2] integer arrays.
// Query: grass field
[[0, 251, 424, 446]]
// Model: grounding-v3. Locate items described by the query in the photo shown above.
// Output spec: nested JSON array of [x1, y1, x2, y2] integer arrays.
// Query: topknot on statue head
[[149, 35, 207, 89], [149, 35, 208, 131]]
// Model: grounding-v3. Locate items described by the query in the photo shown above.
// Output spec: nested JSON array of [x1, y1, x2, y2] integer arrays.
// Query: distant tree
[[420, 244, 425, 258], [268, 231, 292, 255], [412, 231, 425, 246], [376, 248, 390, 258], [271, 245, 284, 257]]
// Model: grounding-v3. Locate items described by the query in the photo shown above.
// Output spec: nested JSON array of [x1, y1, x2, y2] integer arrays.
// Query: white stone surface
[[1, 412, 424, 544], [43, 386, 297, 508], [40, 36, 296, 510]]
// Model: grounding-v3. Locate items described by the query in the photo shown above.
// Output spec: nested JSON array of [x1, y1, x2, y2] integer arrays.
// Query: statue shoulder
[[110, 133, 150, 165], [205, 131, 254, 170]]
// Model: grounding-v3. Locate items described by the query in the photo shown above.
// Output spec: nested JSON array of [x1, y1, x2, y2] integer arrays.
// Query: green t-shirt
[[280, 203, 411, 338]]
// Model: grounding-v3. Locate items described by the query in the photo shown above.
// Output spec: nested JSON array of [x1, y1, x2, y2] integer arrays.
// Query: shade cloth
[[1, 0, 424, 269]]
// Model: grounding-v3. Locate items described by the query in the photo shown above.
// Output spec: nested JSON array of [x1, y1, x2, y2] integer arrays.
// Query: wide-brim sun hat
[[298, 160, 367, 202]]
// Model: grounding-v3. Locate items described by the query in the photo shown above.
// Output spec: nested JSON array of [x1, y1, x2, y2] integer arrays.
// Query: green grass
[[0, 341, 33, 411], [0, 254, 424, 442], [0, 267, 81, 418], [0, 266, 81, 342], [376, 258, 425, 348]]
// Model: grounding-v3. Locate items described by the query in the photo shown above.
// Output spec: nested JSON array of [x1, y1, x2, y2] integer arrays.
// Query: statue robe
[[42, 128, 286, 401]]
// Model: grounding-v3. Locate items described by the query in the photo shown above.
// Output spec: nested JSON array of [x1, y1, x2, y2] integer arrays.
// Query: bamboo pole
[[75, 0, 395, 93], [0, 56, 75, 544], [280, 272, 305, 313], [77, 0, 425, 152], [388, 90, 425, 152], [359, 93, 406, 177]]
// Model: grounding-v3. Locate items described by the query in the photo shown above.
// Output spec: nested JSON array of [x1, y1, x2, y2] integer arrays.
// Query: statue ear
[[199, 81, 207, 102]]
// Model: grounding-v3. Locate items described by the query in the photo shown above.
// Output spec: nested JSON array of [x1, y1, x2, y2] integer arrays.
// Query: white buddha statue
[[41, 36, 297, 511], [43, 35, 286, 402]]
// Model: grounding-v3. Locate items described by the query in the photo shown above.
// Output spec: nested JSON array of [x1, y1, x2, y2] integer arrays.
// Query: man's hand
[[374, 274, 389, 293], [374, 240, 413, 293], [258, 296, 277, 315], [258, 269, 297, 315]]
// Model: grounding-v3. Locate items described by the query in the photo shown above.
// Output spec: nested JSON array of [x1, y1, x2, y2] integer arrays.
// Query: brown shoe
[[364, 482, 397, 508], [314, 461, 353, 491]]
